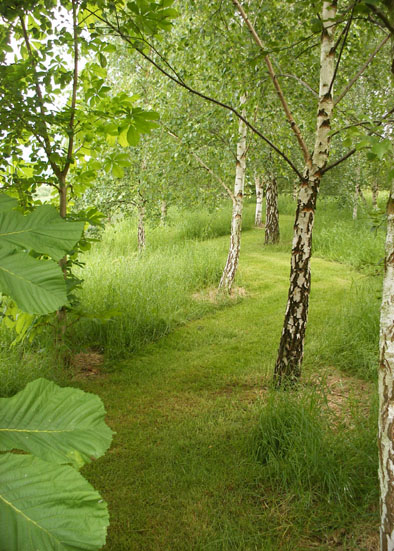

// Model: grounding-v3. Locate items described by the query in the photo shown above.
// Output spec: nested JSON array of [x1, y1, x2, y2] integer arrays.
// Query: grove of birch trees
[[1, 0, 394, 549]]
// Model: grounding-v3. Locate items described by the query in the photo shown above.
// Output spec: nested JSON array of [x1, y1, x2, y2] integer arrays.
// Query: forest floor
[[76, 228, 378, 551]]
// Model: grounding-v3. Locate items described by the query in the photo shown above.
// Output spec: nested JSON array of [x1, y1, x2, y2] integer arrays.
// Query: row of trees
[[1, 0, 394, 548]]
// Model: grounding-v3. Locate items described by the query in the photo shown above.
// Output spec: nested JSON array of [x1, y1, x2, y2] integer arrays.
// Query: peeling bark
[[293, 180, 300, 202], [219, 94, 248, 293], [380, 2, 394, 542], [255, 175, 264, 227], [274, 1, 337, 386], [265, 177, 280, 244], [379, 182, 394, 551]]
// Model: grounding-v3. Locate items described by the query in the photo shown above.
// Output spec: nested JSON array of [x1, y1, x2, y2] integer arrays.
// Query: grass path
[[79, 229, 374, 551]]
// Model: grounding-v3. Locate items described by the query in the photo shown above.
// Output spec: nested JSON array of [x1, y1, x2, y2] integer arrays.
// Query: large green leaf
[[0, 249, 67, 314], [0, 453, 109, 551], [0, 201, 84, 260], [0, 378, 113, 468], [0, 194, 18, 213]]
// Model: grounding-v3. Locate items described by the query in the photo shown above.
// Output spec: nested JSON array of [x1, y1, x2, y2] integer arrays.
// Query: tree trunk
[[379, 181, 394, 551], [373, 181, 379, 209], [379, 3, 394, 547], [274, 0, 336, 386], [353, 182, 360, 219], [137, 203, 146, 253], [293, 180, 300, 201], [219, 94, 248, 292], [265, 177, 280, 244], [160, 200, 167, 225], [254, 175, 264, 226], [56, 178, 68, 343]]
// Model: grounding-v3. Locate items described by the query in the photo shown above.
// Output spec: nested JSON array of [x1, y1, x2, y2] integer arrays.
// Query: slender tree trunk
[[373, 181, 379, 209], [137, 202, 146, 252], [380, 3, 394, 546], [56, 178, 68, 342], [379, 179, 394, 551], [219, 94, 248, 292], [265, 177, 280, 244], [274, 1, 337, 386], [160, 200, 167, 225], [254, 175, 264, 226], [353, 182, 360, 219]]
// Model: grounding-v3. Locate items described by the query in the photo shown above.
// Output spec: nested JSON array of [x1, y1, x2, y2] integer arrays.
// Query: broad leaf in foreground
[[0, 378, 113, 468], [0, 201, 84, 260], [0, 249, 67, 314], [0, 453, 109, 551]]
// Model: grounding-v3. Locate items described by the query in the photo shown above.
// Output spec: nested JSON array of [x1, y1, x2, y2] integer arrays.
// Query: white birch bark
[[219, 94, 248, 292], [353, 182, 360, 219], [274, 1, 337, 385], [265, 177, 280, 244], [379, 178, 394, 551], [254, 175, 264, 226], [380, 1, 394, 541], [160, 200, 167, 225], [137, 202, 146, 253]]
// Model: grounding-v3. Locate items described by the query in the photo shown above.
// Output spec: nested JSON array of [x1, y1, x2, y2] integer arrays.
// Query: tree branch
[[322, 147, 357, 173], [369, 3, 394, 34], [276, 74, 318, 97], [164, 125, 236, 202], [335, 34, 390, 105], [19, 15, 61, 180], [62, 0, 79, 179], [231, 0, 311, 165], [85, 8, 304, 180], [327, 1, 356, 98]]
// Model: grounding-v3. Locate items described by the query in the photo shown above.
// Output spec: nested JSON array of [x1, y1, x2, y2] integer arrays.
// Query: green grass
[[0, 197, 383, 549], [276, 194, 386, 273], [74, 227, 379, 551], [253, 388, 377, 509]]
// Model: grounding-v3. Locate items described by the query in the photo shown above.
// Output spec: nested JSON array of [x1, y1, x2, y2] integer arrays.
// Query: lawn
[[76, 223, 379, 550]]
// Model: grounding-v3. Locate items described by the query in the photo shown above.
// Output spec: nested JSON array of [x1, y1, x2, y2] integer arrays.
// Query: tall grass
[[0, 330, 59, 397], [277, 194, 385, 273], [71, 202, 257, 356], [316, 276, 381, 380], [253, 388, 378, 528], [73, 238, 227, 357], [98, 202, 256, 257]]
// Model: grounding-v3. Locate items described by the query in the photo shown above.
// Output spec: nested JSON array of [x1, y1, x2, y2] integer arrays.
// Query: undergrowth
[[319, 276, 381, 379], [252, 387, 378, 542]]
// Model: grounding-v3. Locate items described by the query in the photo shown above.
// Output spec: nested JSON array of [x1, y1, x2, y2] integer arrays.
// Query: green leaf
[[127, 125, 140, 146], [0, 194, 18, 213], [112, 164, 124, 178], [0, 200, 84, 261], [98, 52, 107, 67], [371, 140, 392, 160], [118, 127, 129, 147], [0, 378, 113, 468], [0, 454, 109, 551], [311, 17, 323, 33], [0, 250, 67, 314]]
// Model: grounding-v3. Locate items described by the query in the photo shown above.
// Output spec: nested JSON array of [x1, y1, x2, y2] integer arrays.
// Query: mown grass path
[[80, 228, 370, 551]]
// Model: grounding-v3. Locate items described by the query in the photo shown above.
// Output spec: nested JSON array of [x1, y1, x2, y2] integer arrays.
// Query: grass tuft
[[253, 387, 378, 528]]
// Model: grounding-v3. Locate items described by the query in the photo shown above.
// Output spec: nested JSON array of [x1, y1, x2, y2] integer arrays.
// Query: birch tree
[[254, 175, 264, 227], [372, 1, 394, 548], [219, 94, 248, 292], [265, 176, 280, 245]]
